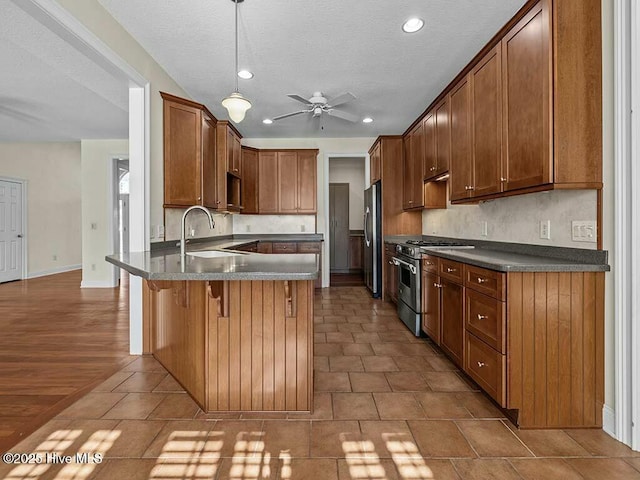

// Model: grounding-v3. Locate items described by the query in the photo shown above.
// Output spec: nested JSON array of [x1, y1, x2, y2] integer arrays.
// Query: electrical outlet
[[572, 221, 597, 243], [52, 254, 57, 261], [301, 224, 306, 233], [150, 226, 155, 239], [540, 220, 551, 240], [91, 264, 96, 271], [480, 221, 488, 237], [91, 222, 97, 230], [189, 228, 196, 237], [246, 225, 251, 232], [157, 225, 165, 239]]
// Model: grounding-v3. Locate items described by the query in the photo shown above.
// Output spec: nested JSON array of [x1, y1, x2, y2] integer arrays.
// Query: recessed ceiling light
[[263, 118, 273, 125], [363, 117, 374, 124], [402, 17, 424, 33], [237, 70, 254, 79]]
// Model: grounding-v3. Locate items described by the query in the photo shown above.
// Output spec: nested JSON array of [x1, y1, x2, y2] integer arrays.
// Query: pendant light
[[222, 0, 252, 123]]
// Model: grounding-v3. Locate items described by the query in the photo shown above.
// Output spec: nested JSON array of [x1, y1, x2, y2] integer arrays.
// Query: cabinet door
[[348, 236, 363, 270], [241, 147, 258, 214], [384, 251, 397, 303], [410, 122, 425, 208], [449, 76, 473, 201], [278, 152, 298, 213], [471, 44, 503, 197], [434, 97, 450, 176], [402, 134, 413, 210], [258, 152, 278, 213], [201, 115, 217, 208], [227, 129, 241, 176], [370, 143, 381, 184], [502, 1, 552, 191], [297, 151, 317, 213], [233, 133, 242, 176], [422, 271, 441, 345], [164, 100, 201, 206], [423, 112, 437, 180], [440, 278, 464, 367]]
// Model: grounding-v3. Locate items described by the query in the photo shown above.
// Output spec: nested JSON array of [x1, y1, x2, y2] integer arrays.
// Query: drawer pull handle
[[425, 262, 433, 266], [446, 267, 456, 273], [433, 283, 442, 288], [477, 314, 488, 320], [477, 361, 486, 368], [477, 277, 487, 284]]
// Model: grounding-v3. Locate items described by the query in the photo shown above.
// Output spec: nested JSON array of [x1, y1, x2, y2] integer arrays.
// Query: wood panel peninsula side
[[107, 244, 318, 413]]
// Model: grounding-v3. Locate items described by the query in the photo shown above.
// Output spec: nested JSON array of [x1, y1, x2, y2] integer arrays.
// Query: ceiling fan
[[271, 91, 359, 125]]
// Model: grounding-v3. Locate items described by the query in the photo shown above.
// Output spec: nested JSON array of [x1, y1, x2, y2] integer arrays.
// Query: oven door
[[393, 255, 420, 312]]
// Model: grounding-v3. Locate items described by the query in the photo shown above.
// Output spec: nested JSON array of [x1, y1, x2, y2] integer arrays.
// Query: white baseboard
[[81, 279, 118, 288], [27, 264, 81, 279], [603, 404, 616, 438]]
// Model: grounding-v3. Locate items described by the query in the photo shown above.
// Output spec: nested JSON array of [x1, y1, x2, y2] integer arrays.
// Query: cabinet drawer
[[257, 242, 273, 254], [439, 259, 463, 283], [297, 242, 321, 253], [464, 264, 505, 300], [236, 242, 258, 253], [465, 332, 506, 406], [465, 289, 506, 353], [272, 242, 298, 253], [422, 255, 438, 273]]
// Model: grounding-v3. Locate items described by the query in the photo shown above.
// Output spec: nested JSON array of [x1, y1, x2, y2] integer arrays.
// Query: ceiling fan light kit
[[221, 0, 252, 123]]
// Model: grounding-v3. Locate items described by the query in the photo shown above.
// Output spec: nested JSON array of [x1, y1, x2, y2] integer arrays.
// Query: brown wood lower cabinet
[[421, 255, 605, 428], [384, 243, 398, 304], [147, 279, 314, 412]]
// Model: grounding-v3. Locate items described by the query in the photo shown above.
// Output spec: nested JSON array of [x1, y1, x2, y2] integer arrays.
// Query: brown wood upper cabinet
[[369, 142, 381, 184], [403, 122, 424, 210], [216, 121, 243, 211], [414, 0, 602, 204], [257, 150, 318, 214], [161, 92, 218, 209], [424, 97, 450, 181], [241, 147, 259, 214]]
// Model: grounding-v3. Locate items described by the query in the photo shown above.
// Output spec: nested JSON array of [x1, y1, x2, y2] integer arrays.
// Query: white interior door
[[0, 180, 23, 283]]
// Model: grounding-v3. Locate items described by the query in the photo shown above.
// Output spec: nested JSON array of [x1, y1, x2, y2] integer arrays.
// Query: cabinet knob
[[197, 196, 201, 201], [477, 314, 488, 320], [468, 186, 475, 191], [446, 267, 456, 273], [501, 177, 507, 182], [233, 168, 239, 172], [477, 277, 487, 284], [425, 262, 433, 266], [430, 166, 436, 171], [433, 282, 442, 288], [409, 200, 413, 204], [477, 361, 486, 368]]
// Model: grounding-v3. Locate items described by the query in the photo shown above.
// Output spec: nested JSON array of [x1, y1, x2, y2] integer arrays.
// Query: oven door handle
[[392, 257, 417, 275]]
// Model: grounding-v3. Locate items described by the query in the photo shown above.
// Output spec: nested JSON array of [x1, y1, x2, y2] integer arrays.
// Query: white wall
[[243, 138, 375, 287], [423, 189, 598, 249], [329, 157, 366, 231], [57, 0, 189, 244], [0, 142, 81, 277], [80, 140, 128, 287], [232, 215, 316, 235]]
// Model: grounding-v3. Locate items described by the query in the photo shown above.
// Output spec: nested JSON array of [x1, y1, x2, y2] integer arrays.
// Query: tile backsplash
[[233, 215, 316, 234], [163, 208, 233, 241], [423, 189, 599, 249]]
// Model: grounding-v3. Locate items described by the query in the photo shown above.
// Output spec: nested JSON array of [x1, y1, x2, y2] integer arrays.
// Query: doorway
[[0, 178, 26, 283], [111, 158, 130, 284], [328, 157, 366, 286]]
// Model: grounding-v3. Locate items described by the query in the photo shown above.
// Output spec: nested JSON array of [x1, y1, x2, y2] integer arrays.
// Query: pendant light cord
[[234, 0, 239, 93]]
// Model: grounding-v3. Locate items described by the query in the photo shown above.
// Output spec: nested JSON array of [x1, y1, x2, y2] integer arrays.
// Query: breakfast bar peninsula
[[107, 241, 318, 413]]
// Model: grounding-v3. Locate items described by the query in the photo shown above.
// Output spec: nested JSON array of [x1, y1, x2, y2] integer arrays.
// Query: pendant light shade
[[222, 92, 252, 123], [222, 0, 251, 123]]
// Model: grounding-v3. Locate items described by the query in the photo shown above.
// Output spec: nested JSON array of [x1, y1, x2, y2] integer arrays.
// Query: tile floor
[[1, 286, 639, 480]]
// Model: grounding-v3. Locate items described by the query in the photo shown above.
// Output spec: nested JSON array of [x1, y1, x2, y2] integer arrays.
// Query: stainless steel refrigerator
[[364, 181, 382, 298]]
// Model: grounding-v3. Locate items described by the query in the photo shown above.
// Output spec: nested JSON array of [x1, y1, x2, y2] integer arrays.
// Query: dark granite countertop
[[151, 234, 323, 251], [106, 234, 322, 281], [384, 235, 609, 273]]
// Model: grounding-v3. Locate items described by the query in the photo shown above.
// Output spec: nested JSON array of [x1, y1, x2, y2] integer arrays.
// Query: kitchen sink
[[186, 250, 242, 258]]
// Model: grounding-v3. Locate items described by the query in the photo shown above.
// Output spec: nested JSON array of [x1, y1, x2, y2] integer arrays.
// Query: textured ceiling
[[98, 0, 527, 138], [0, 0, 128, 142]]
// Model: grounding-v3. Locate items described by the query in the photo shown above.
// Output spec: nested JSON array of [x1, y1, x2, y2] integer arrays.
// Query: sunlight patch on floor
[[385, 434, 434, 479], [342, 438, 388, 480]]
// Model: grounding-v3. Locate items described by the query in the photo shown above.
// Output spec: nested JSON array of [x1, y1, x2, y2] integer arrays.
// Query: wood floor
[[0, 270, 132, 452], [330, 272, 364, 286]]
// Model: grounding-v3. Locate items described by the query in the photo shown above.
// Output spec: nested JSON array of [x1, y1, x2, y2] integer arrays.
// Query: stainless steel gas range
[[392, 239, 471, 336]]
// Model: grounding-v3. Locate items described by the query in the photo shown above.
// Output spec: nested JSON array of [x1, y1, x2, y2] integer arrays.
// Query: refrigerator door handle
[[364, 208, 371, 247]]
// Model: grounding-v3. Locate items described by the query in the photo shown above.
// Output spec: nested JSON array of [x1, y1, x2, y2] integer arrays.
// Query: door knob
[[17, 234, 23, 238]]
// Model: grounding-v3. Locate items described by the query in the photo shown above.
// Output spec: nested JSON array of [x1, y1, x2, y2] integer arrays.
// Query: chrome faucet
[[181, 206, 215, 257]]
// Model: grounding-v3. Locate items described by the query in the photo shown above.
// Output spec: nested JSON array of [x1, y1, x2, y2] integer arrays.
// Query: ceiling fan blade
[[327, 109, 359, 123], [272, 110, 309, 121], [328, 92, 356, 107], [287, 94, 311, 105]]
